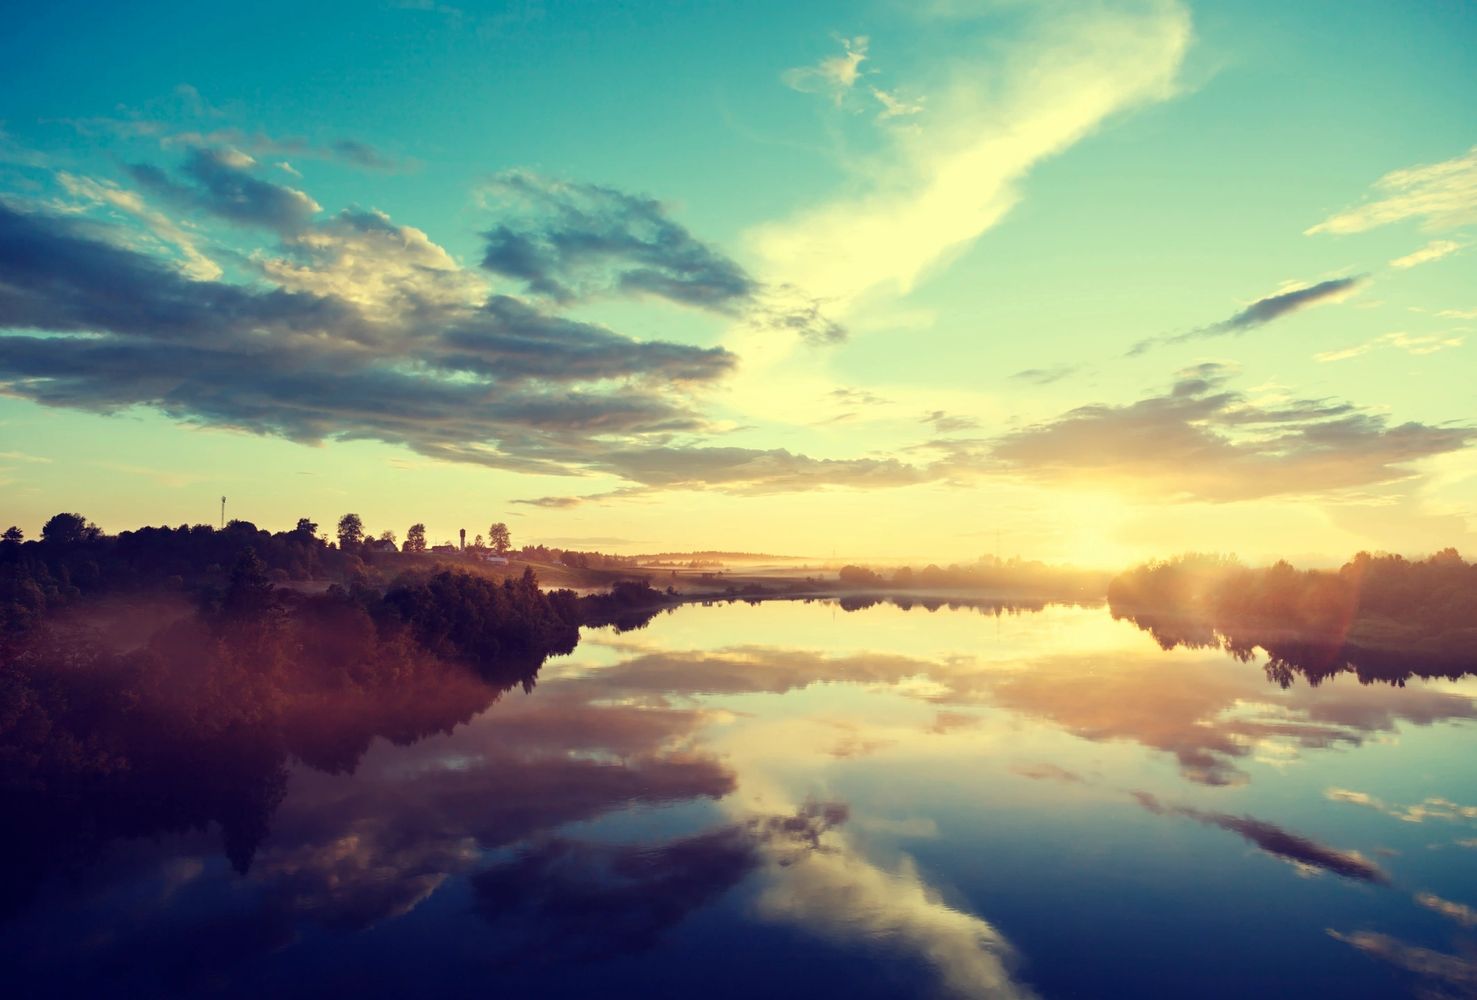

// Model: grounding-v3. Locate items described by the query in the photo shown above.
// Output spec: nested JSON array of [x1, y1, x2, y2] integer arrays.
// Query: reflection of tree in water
[[0, 561, 584, 919], [1107, 551, 1477, 686]]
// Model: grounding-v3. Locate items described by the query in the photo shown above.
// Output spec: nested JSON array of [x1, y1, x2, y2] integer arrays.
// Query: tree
[[473, 533, 484, 550], [223, 547, 275, 618], [489, 522, 511, 556], [294, 517, 318, 535], [2, 526, 21, 543], [405, 523, 427, 553], [336, 513, 365, 551], [42, 512, 99, 544], [379, 529, 397, 547]]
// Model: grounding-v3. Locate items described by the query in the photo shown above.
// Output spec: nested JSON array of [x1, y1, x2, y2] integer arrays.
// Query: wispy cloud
[[1011, 363, 1087, 386], [1129, 276, 1365, 355], [1328, 930, 1477, 994], [749, 4, 1190, 321], [869, 86, 924, 122], [1415, 892, 1477, 928], [1314, 331, 1464, 363], [1390, 238, 1462, 269], [1325, 787, 1477, 824], [781, 36, 869, 104], [55, 170, 220, 279], [1134, 791, 1388, 882], [1307, 144, 1477, 234]]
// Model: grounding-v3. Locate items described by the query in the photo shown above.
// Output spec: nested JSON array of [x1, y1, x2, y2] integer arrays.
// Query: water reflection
[[3, 598, 1476, 997]]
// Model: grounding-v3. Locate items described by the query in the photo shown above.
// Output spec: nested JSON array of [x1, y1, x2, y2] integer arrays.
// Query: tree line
[[1106, 549, 1477, 684]]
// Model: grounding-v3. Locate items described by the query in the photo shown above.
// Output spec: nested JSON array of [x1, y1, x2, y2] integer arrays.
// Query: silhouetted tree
[[379, 529, 397, 547], [223, 547, 275, 618], [294, 517, 318, 535], [336, 513, 365, 551], [41, 512, 99, 544], [405, 523, 427, 553], [489, 522, 511, 556]]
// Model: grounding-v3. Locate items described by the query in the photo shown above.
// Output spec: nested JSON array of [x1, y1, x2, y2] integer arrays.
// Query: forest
[[1107, 549, 1477, 684]]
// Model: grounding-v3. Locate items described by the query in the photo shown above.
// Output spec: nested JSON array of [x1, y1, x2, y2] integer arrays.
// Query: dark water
[[5, 600, 1477, 999]]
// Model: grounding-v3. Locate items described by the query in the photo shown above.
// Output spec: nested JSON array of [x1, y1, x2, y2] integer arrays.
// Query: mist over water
[[5, 599, 1476, 999]]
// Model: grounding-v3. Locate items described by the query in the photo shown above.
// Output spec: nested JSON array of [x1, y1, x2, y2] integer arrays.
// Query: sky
[[0, 0, 1474, 566]]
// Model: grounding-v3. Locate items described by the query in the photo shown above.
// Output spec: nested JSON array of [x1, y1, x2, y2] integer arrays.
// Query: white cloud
[[1314, 331, 1464, 363], [749, 3, 1191, 319], [871, 86, 925, 121], [782, 36, 870, 104], [1389, 239, 1462, 269], [1307, 145, 1477, 235], [55, 171, 221, 280]]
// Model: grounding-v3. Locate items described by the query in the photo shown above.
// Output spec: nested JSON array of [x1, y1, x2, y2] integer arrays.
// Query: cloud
[[749, 5, 1190, 317], [1133, 792, 1388, 882], [1129, 277, 1365, 354], [924, 410, 980, 433], [469, 802, 845, 964], [128, 146, 321, 234], [986, 363, 1472, 502], [1307, 145, 1477, 234], [328, 139, 400, 171], [871, 86, 925, 121], [477, 172, 844, 343], [1327, 930, 1477, 993], [1390, 239, 1462, 269], [1011, 761, 1085, 784], [60, 94, 405, 173], [595, 445, 926, 494], [0, 200, 739, 477], [54, 170, 221, 279], [1208, 277, 1365, 332], [1414, 892, 1477, 928], [479, 170, 756, 310], [1324, 787, 1477, 824], [1010, 363, 1087, 385], [259, 207, 483, 315], [782, 36, 869, 104], [1314, 331, 1464, 363], [988, 648, 1477, 786]]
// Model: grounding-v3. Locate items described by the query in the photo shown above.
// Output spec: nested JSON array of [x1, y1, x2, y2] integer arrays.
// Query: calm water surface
[[6, 600, 1477, 998]]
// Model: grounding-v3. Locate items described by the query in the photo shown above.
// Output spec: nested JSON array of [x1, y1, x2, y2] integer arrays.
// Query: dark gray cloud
[[1209, 276, 1365, 333], [479, 171, 846, 343], [328, 139, 399, 171], [1133, 792, 1388, 882], [0, 200, 735, 475], [986, 363, 1471, 501], [1010, 363, 1087, 385], [480, 171, 756, 309], [129, 147, 321, 233], [1130, 276, 1366, 354], [470, 801, 847, 964]]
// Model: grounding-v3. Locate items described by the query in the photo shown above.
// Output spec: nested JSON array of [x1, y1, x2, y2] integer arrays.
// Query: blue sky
[[1, 0, 1474, 563]]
